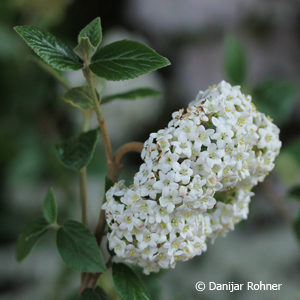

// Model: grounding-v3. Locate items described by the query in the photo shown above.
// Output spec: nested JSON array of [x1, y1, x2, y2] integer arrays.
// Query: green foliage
[[102, 87, 161, 104], [288, 185, 300, 201], [74, 38, 97, 61], [252, 80, 298, 125], [43, 188, 57, 224], [90, 40, 170, 81], [62, 86, 94, 110], [16, 217, 49, 262], [79, 287, 110, 300], [56, 220, 106, 272], [56, 129, 99, 171], [78, 17, 102, 49], [14, 26, 82, 71], [112, 263, 151, 300], [105, 176, 114, 192], [293, 211, 300, 243], [224, 36, 247, 86]]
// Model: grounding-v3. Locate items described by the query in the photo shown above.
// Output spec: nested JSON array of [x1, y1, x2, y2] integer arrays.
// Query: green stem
[[82, 64, 114, 173], [79, 168, 88, 225], [79, 111, 91, 226]]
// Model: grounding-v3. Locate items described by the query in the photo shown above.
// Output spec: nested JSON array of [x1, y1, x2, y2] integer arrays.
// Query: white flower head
[[104, 81, 281, 273]]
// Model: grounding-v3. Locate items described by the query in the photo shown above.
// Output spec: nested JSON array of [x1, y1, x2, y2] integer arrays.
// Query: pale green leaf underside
[[90, 40, 170, 81], [78, 17, 102, 48], [16, 217, 49, 262], [102, 87, 161, 104], [62, 86, 94, 110], [112, 263, 150, 300], [14, 25, 82, 71], [74, 37, 96, 61], [56, 220, 106, 272], [56, 129, 99, 171], [43, 188, 57, 224]]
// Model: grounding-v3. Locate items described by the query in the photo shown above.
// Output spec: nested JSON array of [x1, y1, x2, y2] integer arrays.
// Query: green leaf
[[90, 40, 170, 81], [112, 263, 150, 300], [16, 217, 49, 262], [62, 86, 93, 110], [252, 80, 298, 125], [56, 220, 106, 272], [56, 129, 99, 171], [79, 287, 110, 300], [102, 87, 161, 104], [293, 210, 300, 243], [79, 289, 100, 300], [74, 37, 96, 61], [224, 36, 247, 86], [43, 188, 57, 224], [29, 56, 70, 89], [14, 25, 82, 71], [94, 287, 110, 300], [78, 17, 102, 49]]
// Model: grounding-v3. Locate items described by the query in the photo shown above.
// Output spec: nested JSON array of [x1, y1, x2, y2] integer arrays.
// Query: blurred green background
[[1, 0, 300, 299]]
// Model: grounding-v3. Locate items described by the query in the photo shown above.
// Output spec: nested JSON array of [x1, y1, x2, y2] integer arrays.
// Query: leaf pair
[[17, 189, 106, 273], [16, 189, 57, 261], [14, 17, 170, 81]]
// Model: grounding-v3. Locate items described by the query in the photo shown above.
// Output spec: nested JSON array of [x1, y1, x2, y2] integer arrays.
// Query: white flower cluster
[[103, 81, 281, 274]]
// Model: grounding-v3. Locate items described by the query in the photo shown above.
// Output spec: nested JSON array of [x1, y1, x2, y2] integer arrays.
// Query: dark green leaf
[[43, 188, 57, 224], [94, 287, 110, 300], [293, 210, 300, 243], [79, 287, 110, 300], [224, 36, 247, 86], [112, 263, 150, 300], [78, 17, 102, 49], [16, 217, 49, 262], [62, 86, 93, 110], [90, 40, 170, 81], [253, 80, 298, 125], [105, 176, 114, 192], [29, 56, 70, 89], [79, 289, 100, 300], [56, 220, 106, 272], [102, 88, 161, 104], [14, 25, 82, 71], [56, 129, 99, 171], [74, 37, 96, 61], [288, 186, 300, 201]]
